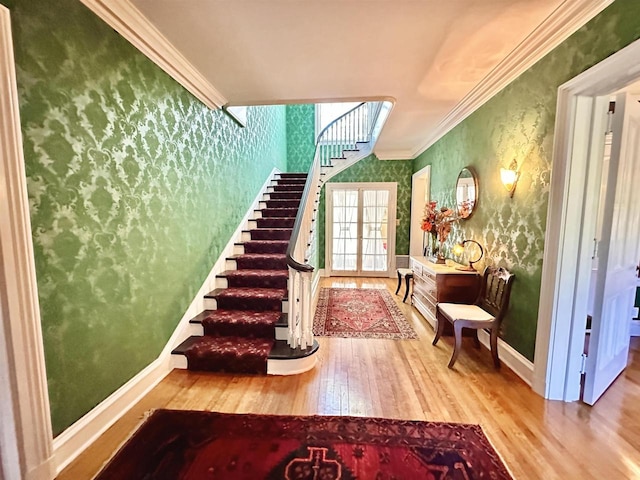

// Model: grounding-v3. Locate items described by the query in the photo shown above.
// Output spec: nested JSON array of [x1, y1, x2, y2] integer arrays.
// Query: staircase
[[172, 173, 318, 374]]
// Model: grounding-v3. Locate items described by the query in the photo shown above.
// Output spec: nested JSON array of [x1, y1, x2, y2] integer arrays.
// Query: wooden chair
[[432, 266, 515, 369]]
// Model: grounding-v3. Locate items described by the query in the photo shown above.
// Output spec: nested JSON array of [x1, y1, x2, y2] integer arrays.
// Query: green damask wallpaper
[[414, 0, 640, 361], [286, 104, 316, 172], [318, 155, 412, 268], [9, 0, 287, 434]]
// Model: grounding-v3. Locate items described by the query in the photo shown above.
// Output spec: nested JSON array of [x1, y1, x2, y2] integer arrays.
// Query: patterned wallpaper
[[414, 0, 640, 360], [10, 0, 287, 434], [286, 104, 316, 172], [318, 154, 413, 268]]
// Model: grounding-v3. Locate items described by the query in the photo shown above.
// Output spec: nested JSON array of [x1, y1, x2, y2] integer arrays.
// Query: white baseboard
[[631, 319, 640, 337], [52, 356, 171, 473], [52, 169, 282, 474], [477, 330, 534, 385]]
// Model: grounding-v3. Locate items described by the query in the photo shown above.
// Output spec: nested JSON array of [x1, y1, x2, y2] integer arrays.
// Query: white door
[[584, 93, 640, 404], [326, 183, 397, 277]]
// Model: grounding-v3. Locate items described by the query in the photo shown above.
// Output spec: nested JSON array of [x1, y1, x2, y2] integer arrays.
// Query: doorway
[[410, 165, 431, 257], [325, 183, 397, 277], [533, 38, 640, 403]]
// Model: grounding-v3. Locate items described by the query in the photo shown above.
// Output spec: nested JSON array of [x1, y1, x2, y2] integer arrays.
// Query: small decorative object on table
[[421, 201, 457, 264]]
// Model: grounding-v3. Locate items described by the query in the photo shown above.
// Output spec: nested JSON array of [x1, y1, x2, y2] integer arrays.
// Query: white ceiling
[[127, 0, 609, 159]]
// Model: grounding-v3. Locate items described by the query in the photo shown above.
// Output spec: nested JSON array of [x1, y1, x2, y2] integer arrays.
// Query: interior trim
[[0, 7, 55, 479], [407, 0, 614, 159], [534, 37, 640, 401], [79, 0, 227, 110]]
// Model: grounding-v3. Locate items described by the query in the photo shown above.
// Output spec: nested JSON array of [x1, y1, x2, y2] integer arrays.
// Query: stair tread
[[173, 336, 318, 361], [218, 269, 289, 278], [269, 339, 319, 359], [174, 336, 274, 374], [206, 287, 287, 300], [190, 309, 284, 325]]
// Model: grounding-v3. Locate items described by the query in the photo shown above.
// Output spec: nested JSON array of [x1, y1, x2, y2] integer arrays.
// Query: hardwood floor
[[57, 277, 640, 479]]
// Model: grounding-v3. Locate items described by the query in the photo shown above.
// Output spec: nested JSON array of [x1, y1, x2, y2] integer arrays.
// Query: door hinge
[[580, 353, 587, 375]]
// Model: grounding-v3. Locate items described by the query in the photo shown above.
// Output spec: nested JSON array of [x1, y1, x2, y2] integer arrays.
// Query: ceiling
[[125, 0, 610, 159]]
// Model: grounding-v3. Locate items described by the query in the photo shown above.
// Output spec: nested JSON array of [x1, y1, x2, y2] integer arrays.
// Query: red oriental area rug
[[95, 410, 513, 480], [313, 288, 417, 339]]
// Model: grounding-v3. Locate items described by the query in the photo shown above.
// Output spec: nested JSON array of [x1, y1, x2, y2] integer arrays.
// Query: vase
[[430, 233, 439, 257], [436, 240, 446, 264]]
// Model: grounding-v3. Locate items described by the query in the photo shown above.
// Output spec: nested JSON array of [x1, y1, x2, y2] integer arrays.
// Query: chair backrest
[[477, 266, 515, 322]]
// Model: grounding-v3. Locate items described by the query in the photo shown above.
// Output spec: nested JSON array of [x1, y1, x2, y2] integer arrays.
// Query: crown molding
[[374, 149, 414, 160], [411, 0, 614, 159], [79, 0, 227, 110]]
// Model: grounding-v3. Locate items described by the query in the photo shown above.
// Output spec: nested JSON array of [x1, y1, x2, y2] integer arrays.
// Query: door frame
[[533, 37, 640, 401], [0, 6, 55, 479], [325, 182, 397, 277], [410, 165, 431, 257]]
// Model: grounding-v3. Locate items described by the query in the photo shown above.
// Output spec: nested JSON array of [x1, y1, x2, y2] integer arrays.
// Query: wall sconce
[[500, 159, 520, 198], [453, 239, 484, 271]]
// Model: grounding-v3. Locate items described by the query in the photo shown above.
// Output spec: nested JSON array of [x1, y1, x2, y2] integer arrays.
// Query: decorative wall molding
[[411, 0, 614, 159], [0, 7, 55, 480], [79, 0, 227, 110], [52, 169, 281, 473], [375, 149, 414, 161]]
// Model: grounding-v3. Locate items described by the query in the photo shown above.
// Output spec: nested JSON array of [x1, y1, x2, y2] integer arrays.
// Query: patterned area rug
[[95, 410, 513, 479], [313, 288, 417, 339]]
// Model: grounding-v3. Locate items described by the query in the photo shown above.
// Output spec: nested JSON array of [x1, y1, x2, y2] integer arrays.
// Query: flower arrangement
[[420, 201, 457, 261]]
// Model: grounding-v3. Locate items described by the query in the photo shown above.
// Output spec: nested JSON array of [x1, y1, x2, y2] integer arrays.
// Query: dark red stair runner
[[175, 173, 306, 374]]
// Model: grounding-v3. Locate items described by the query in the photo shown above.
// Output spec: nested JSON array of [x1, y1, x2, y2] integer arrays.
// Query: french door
[[326, 183, 397, 277]]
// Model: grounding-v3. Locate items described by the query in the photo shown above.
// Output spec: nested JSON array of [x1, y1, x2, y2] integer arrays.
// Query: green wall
[[318, 154, 413, 268], [413, 0, 640, 361], [9, 0, 287, 435], [286, 104, 316, 172]]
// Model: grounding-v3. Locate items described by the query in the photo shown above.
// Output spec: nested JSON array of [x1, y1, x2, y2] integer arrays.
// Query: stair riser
[[204, 297, 288, 313], [266, 192, 304, 201], [261, 208, 298, 218], [241, 243, 289, 254], [264, 200, 301, 209], [270, 185, 305, 193], [236, 257, 288, 270], [203, 323, 275, 339], [256, 218, 295, 228], [239, 245, 287, 255], [275, 325, 288, 341], [248, 229, 292, 240]]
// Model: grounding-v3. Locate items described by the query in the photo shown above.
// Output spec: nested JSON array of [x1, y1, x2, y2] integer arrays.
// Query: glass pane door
[[331, 189, 359, 273], [327, 184, 395, 277], [362, 189, 389, 273]]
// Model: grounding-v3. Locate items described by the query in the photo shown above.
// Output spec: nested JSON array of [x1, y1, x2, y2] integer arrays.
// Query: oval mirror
[[455, 167, 478, 219]]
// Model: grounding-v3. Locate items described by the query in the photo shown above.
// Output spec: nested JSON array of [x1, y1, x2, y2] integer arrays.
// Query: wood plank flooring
[[57, 277, 640, 479]]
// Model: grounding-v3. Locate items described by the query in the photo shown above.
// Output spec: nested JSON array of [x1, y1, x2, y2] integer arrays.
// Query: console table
[[410, 256, 480, 331]]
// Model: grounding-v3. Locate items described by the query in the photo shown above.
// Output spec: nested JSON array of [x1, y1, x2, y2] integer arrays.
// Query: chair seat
[[397, 268, 412, 277], [438, 303, 495, 322]]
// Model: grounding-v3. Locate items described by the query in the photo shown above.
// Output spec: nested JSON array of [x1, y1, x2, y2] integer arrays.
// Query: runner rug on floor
[[95, 410, 513, 479], [313, 287, 417, 339]]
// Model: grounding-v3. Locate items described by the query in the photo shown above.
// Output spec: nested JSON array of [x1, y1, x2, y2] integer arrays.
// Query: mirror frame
[[455, 166, 478, 219]]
